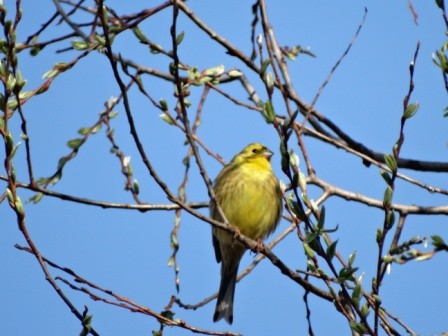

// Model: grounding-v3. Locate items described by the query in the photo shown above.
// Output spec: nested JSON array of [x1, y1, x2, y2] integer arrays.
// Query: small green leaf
[[305, 231, 319, 244], [317, 206, 325, 230], [384, 154, 397, 172], [71, 40, 89, 50], [42, 68, 59, 79], [288, 198, 307, 221], [91, 123, 102, 134], [326, 240, 338, 261], [107, 111, 119, 119], [376, 228, 383, 243], [6, 188, 14, 203], [338, 267, 358, 282], [6, 73, 16, 92], [78, 127, 90, 135], [303, 243, 315, 258], [132, 27, 148, 43], [383, 186, 393, 207], [380, 170, 392, 186], [352, 282, 362, 306], [289, 149, 299, 167], [348, 251, 357, 268], [160, 113, 175, 125], [133, 179, 140, 195], [262, 100, 275, 123], [57, 157, 68, 170], [403, 102, 419, 119], [159, 99, 168, 111], [260, 59, 271, 76], [7, 99, 18, 110], [67, 138, 84, 150], [204, 64, 224, 77], [5, 131, 14, 152], [14, 196, 24, 215], [431, 235, 448, 251], [160, 309, 175, 321], [386, 210, 395, 229], [175, 31, 185, 45], [18, 91, 32, 100], [28, 192, 44, 204], [150, 44, 162, 54], [360, 303, 370, 317], [10, 141, 21, 158], [265, 72, 274, 89], [228, 69, 243, 77]]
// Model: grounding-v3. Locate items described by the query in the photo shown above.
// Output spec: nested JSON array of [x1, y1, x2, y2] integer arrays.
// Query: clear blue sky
[[1, 1, 447, 335]]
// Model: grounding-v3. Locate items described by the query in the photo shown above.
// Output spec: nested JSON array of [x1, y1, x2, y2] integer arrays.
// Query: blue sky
[[1, 1, 447, 335]]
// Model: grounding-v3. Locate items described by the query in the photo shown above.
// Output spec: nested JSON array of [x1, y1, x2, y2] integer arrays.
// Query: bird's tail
[[213, 264, 238, 324]]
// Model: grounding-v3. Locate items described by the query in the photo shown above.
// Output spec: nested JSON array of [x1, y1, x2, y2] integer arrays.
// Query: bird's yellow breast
[[214, 160, 281, 240]]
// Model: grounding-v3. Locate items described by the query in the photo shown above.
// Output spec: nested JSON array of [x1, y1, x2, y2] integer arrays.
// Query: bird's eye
[[252, 148, 259, 153]]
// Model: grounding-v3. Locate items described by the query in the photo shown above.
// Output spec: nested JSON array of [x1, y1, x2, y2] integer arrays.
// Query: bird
[[210, 143, 283, 324]]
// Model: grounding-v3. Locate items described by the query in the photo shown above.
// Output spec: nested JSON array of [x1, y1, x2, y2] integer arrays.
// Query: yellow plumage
[[210, 143, 283, 324]]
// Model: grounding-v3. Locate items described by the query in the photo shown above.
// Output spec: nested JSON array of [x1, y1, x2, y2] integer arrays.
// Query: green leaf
[[380, 170, 392, 186], [175, 31, 185, 45], [383, 186, 393, 207], [326, 240, 338, 261], [5, 188, 14, 203], [159, 113, 175, 125], [305, 231, 319, 244], [403, 102, 419, 119], [160, 309, 175, 321], [303, 243, 314, 258], [6, 73, 16, 92], [298, 171, 307, 192], [78, 127, 90, 135], [431, 235, 448, 251], [289, 149, 299, 167], [150, 44, 162, 54], [228, 69, 243, 77], [386, 210, 395, 229], [288, 198, 307, 221], [159, 99, 168, 111], [57, 157, 69, 170], [67, 138, 84, 150], [265, 72, 274, 89], [133, 179, 140, 195], [10, 141, 21, 158], [71, 40, 89, 51], [204, 64, 224, 77], [14, 196, 24, 215], [132, 27, 148, 43], [348, 251, 357, 268], [360, 303, 370, 317], [435, 0, 444, 10], [338, 267, 358, 282], [317, 205, 325, 230], [376, 228, 383, 243], [262, 100, 276, 123], [260, 59, 271, 76], [28, 192, 44, 204], [43, 68, 58, 79], [107, 111, 119, 119], [384, 154, 397, 172], [91, 123, 102, 134]]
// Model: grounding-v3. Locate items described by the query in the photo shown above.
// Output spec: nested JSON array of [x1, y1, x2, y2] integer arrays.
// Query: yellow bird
[[210, 143, 283, 324]]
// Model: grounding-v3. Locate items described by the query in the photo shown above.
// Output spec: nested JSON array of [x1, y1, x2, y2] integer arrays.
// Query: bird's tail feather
[[213, 265, 238, 324]]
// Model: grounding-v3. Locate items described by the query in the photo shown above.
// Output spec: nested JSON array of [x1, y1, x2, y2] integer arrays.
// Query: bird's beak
[[263, 149, 274, 160]]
